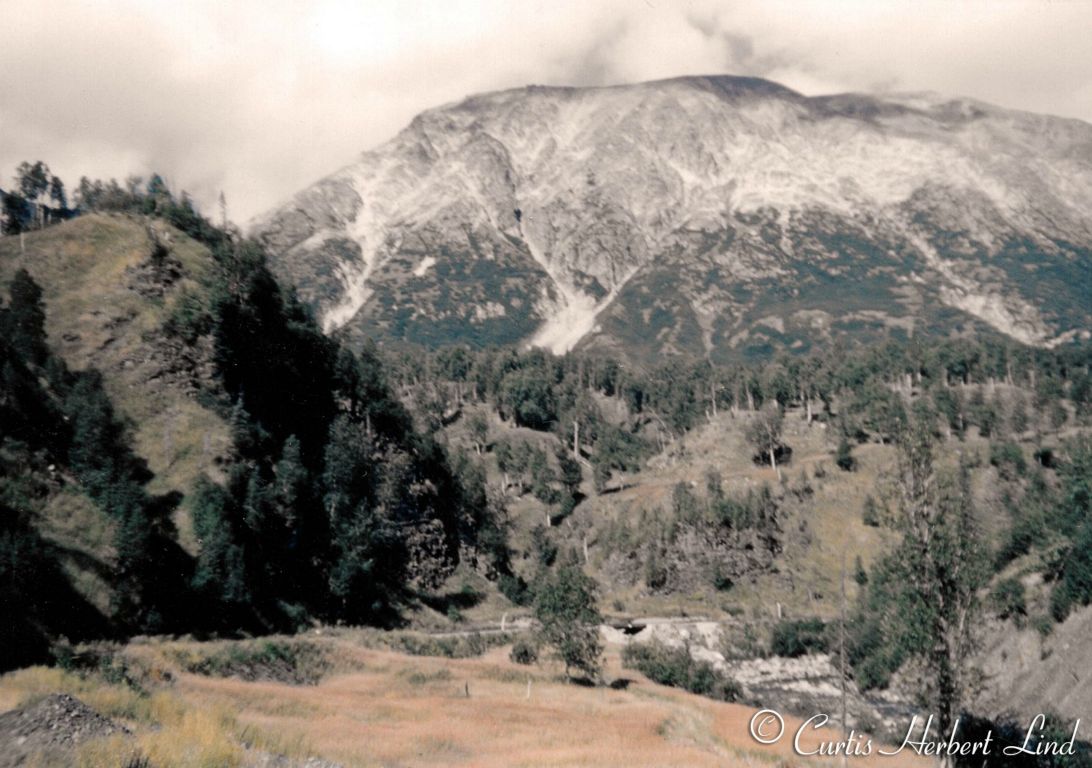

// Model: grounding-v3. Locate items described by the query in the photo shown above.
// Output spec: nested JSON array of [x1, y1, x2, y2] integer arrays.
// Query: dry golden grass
[[1, 636, 933, 767], [198, 639, 940, 766], [0, 666, 147, 719]]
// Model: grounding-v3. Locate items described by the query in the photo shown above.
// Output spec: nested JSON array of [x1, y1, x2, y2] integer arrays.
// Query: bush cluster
[[622, 641, 741, 702], [770, 619, 828, 657], [509, 636, 538, 665]]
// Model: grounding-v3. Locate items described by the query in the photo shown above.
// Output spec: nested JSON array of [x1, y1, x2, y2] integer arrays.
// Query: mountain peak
[[254, 74, 1092, 359]]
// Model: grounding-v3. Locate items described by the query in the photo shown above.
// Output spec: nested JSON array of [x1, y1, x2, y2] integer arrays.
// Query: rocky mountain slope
[[254, 75, 1092, 360]]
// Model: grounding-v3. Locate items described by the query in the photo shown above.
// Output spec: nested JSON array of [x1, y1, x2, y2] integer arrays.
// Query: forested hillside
[[2, 167, 1091, 744], [1, 179, 511, 668]]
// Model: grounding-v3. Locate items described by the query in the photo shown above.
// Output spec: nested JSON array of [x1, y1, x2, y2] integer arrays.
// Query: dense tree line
[[1, 270, 186, 666], [1, 161, 74, 234], [139, 182, 514, 630], [385, 333, 1089, 495]]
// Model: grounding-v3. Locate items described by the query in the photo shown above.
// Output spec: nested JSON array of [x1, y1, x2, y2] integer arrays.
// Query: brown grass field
[[0, 635, 932, 768]]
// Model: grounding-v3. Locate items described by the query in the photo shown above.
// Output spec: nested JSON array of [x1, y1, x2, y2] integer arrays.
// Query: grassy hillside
[[0, 214, 232, 551], [440, 402, 1023, 623]]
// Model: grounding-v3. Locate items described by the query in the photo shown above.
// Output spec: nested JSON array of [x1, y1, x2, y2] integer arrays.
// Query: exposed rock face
[[600, 620, 915, 735], [253, 75, 1092, 360]]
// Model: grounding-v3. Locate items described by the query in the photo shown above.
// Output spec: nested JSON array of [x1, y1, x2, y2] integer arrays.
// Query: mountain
[[254, 75, 1092, 360]]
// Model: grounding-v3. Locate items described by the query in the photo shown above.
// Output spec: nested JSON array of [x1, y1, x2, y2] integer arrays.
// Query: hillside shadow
[[420, 587, 486, 614]]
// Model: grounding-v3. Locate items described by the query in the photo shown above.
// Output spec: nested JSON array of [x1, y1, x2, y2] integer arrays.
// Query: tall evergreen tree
[[7, 269, 48, 365]]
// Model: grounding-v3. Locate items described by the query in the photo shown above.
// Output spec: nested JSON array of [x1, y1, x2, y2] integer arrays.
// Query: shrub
[[498, 573, 531, 606], [720, 623, 768, 661], [176, 639, 330, 685], [989, 443, 1027, 481], [622, 641, 741, 702], [861, 495, 882, 527], [1049, 402, 1068, 430], [854, 556, 868, 586], [770, 619, 828, 657], [163, 286, 213, 343], [509, 637, 538, 665], [1050, 522, 1092, 622], [835, 438, 856, 472], [392, 632, 509, 659], [990, 577, 1027, 625]]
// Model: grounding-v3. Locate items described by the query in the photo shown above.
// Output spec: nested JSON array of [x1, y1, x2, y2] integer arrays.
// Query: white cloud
[[1, 0, 1088, 221]]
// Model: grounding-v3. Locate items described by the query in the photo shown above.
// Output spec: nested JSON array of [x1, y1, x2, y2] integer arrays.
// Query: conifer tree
[[7, 269, 47, 365]]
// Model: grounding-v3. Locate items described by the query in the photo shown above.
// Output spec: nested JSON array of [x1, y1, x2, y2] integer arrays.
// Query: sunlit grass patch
[[0, 665, 151, 723], [137, 706, 243, 768]]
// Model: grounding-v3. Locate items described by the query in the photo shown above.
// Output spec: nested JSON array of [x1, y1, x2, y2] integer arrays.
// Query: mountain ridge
[[252, 74, 1092, 360]]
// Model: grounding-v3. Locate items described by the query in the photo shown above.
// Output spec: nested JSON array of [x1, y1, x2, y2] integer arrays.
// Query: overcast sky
[[2, 0, 1090, 222]]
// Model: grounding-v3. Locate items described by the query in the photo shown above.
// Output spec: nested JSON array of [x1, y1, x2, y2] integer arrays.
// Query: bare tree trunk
[[573, 420, 580, 458], [769, 448, 781, 481], [840, 551, 848, 768]]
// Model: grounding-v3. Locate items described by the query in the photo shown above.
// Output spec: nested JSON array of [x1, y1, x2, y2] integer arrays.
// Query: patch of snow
[[756, 315, 785, 334], [412, 256, 436, 277], [530, 289, 601, 354], [473, 302, 507, 321]]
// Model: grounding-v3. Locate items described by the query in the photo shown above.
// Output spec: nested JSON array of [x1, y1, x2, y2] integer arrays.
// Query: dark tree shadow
[[419, 586, 486, 614]]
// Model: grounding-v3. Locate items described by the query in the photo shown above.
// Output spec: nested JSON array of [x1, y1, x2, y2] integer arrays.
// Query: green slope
[[0, 214, 232, 551]]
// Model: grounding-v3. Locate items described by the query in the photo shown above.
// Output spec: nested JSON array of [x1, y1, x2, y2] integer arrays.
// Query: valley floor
[[0, 632, 932, 768]]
